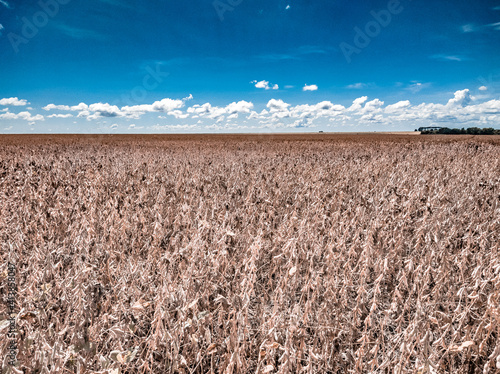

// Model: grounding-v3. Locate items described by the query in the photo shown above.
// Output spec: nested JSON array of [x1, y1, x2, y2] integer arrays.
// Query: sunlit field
[[1, 134, 499, 373]]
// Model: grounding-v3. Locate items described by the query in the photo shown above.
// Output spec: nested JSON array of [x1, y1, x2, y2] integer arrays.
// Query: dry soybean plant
[[0, 135, 499, 373]]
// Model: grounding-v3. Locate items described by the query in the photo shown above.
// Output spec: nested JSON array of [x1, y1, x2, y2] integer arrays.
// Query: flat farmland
[[1, 134, 499, 373]]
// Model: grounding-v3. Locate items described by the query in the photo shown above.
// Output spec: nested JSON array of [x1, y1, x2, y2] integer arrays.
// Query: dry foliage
[[0, 134, 499, 374]]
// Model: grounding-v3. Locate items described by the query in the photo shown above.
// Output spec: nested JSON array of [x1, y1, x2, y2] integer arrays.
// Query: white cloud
[[0, 111, 44, 122], [47, 114, 73, 118], [360, 113, 384, 123], [303, 84, 318, 91], [43, 104, 71, 111], [166, 110, 189, 119], [22, 112, 44, 121], [0, 97, 29, 106], [254, 80, 269, 89], [447, 89, 473, 107], [151, 98, 185, 112], [0, 0, 10, 9], [120, 104, 153, 117], [70, 103, 89, 111], [77, 111, 90, 118], [479, 86, 488, 91], [267, 99, 290, 112], [88, 103, 123, 118], [252, 80, 279, 90], [73, 97, 190, 120], [19, 89, 500, 131], [186, 101, 254, 121], [187, 103, 213, 115], [43, 103, 88, 111], [385, 100, 411, 113], [361, 99, 384, 114], [348, 96, 368, 111], [226, 100, 254, 114]]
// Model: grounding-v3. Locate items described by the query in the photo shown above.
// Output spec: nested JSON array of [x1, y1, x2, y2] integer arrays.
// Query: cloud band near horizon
[[1, 89, 499, 132]]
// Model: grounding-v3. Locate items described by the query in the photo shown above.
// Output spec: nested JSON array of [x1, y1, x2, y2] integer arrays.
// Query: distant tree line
[[417, 127, 500, 135]]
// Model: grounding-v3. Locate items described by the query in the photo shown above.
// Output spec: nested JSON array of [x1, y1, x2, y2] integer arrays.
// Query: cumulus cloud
[[361, 99, 384, 114], [120, 98, 187, 118], [226, 100, 254, 114], [348, 96, 368, 111], [252, 80, 279, 90], [186, 101, 254, 121], [43, 104, 71, 111], [0, 97, 29, 106], [151, 98, 185, 112], [43, 98, 191, 120], [360, 113, 384, 123], [0, 111, 44, 121], [479, 86, 488, 91], [385, 100, 411, 113], [447, 89, 473, 107], [187, 103, 213, 116], [47, 114, 73, 118], [267, 99, 290, 112], [88, 103, 123, 118], [303, 84, 318, 91], [70, 103, 89, 111], [166, 110, 189, 119], [11, 89, 500, 131], [43, 103, 88, 111]]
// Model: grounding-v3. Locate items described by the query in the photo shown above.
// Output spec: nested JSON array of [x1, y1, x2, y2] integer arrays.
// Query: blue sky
[[1, 0, 500, 133]]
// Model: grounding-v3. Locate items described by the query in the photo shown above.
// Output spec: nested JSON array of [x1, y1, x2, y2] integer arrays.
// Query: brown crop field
[[1, 134, 499, 373]]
